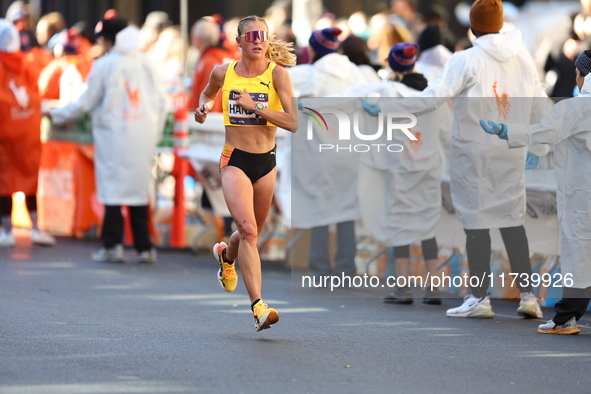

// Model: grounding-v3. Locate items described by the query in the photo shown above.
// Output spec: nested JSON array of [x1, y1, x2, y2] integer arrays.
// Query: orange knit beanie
[[470, 0, 504, 34]]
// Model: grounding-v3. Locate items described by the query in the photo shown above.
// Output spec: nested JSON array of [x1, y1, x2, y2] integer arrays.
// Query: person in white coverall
[[363, 0, 547, 318], [415, 24, 454, 175], [48, 19, 167, 263], [346, 43, 445, 304], [480, 50, 591, 335], [415, 24, 452, 85], [289, 27, 374, 278]]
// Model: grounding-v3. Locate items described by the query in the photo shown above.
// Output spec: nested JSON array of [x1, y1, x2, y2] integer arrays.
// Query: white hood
[[418, 45, 452, 67], [113, 26, 142, 55], [473, 29, 522, 62], [0, 18, 19, 53], [287, 64, 315, 97], [314, 52, 355, 79], [581, 73, 591, 96]]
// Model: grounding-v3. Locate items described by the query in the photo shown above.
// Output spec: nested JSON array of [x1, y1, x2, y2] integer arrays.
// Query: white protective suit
[[51, 26, 167, 206], [289, 53, 371, 98], [346, 81, 445, 246], [416, 44, 452, 85], [358, 64, 381, 85], [506, 74, 591, 288], [379, 28, 548, 230], [287, 53, 374, 228], [415, 44, 454, 175]]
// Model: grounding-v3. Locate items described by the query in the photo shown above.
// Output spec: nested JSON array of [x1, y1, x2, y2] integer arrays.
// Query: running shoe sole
[[538, 327, 580, 335], [213, 242, 226, 290], [255, 309, 279, 332], [517, 302, 543, 319], [447, 305, 494, 318], [213, 242, 237, 292]]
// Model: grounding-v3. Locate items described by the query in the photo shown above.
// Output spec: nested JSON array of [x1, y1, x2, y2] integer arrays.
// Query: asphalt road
[[2, 230, 591, 394]]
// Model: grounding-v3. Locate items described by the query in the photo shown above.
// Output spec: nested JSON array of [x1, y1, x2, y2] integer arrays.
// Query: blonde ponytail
[[266, 34, 296, 66], [237, 15, 297, 67]]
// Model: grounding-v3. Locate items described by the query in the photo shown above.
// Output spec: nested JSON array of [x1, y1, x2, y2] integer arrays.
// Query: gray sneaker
[[92, 244, 125, 262], [138, 248, 157, 263], [517, 291, 543, 319], [0, 230, 15, 247], [538, 317, 580, 335], [446, 294, 494, 318], [31, 229, 56, 246]]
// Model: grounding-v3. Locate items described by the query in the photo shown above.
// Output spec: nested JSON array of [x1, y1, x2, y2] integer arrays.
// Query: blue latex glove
[[525, 151, 540, 169], [297, 100, 303, 110], [362, 99, 380, 117], [479, 119, 508, 140]]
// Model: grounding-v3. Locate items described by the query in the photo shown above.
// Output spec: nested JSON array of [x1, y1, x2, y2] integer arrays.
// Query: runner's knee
[[236, 219, 258, 243]]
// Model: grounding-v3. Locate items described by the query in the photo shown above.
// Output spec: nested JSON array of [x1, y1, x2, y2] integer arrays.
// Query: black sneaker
[[423, 288, 442, 305], [384, 287, 413, 304]]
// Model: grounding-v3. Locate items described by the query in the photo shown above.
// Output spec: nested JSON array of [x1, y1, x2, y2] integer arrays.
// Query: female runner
[[194, 15, 296, 332]]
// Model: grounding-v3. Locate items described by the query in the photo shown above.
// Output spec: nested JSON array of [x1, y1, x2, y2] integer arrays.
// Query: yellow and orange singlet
[[221, 61, 282, 127]]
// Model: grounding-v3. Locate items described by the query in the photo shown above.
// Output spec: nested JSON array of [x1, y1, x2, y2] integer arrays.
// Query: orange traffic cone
[[170, 93, 189, 248]]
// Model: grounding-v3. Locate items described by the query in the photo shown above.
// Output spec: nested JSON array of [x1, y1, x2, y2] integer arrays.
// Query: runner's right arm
[[194, 64, 226, 124]]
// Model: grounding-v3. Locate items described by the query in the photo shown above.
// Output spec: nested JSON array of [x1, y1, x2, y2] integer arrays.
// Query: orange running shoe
[[252, 300, 279, 332], [213, 242, 238, 292]]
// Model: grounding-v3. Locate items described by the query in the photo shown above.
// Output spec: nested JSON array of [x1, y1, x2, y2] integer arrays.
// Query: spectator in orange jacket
[[7, 2, 52, 80], [0, 19, 55, 247], [38, 27, 92, 100], [188, 18, 236, 112]]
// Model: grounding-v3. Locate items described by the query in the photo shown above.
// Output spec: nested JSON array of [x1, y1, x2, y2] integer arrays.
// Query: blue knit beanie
[[387, 43, 418, 72], [576, 50, 591, 77], [309, 27, 341, 60]]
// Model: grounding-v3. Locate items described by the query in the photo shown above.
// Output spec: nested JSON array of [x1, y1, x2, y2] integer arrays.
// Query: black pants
[[464, 225, 532, 298], [553, 286, 591, 325], [102, 205, 151, 252], [309, 221, 357, 276], [0, 195, 37, 215], [393, 237, 438, 261]]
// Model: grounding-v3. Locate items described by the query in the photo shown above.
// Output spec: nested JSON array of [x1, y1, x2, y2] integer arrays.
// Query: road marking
[[520, 351, 591, 357], [334, 321, 418, 327], [0, 382, 192, 394]]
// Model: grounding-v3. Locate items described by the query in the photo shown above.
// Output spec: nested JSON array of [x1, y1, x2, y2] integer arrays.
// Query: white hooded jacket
[[506, 74, 591, 288], [416, 44, 452, 85], [287, 53, 374, 228], [51, 26, 167, 205], [346, 81, 444, 246], [289, 52, 371, 98], [379, 29, 548, 229], [0, 18, 19, 53]]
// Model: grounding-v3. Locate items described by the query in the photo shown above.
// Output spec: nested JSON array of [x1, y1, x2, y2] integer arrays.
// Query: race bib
[[228, 91, 268, 126]]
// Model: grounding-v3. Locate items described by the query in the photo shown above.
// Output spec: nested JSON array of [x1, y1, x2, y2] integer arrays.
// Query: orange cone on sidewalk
[[170, 93, 190, 248]]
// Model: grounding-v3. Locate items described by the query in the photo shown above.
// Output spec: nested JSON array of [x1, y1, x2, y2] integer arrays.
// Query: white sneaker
[[446, 294, 494, 318], [31, 229, 56, 246], [138, 248, 157, 263], [538, 317, 580, 335], [0, 230, 16, 247], [517, 291, 543, 319], [92, 244, 125, 262]]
